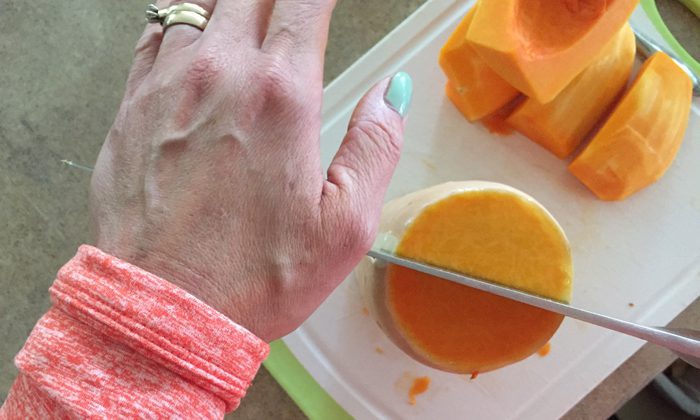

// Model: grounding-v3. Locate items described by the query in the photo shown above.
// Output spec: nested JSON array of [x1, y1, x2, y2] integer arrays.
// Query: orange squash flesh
[[480, 95, 524, 136], [466, 0, 639, 103], [507, 24, 636, 158], [440, 6, 519, 121], [387, 189, 572, 373], [569, 52, 693, 200]]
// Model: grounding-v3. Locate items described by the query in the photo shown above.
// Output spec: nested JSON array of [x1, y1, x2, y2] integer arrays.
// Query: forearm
[[0, 246, 269, 418]]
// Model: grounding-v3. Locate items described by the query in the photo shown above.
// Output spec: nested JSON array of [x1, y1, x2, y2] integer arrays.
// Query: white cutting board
[[284, 1, 700, 418]]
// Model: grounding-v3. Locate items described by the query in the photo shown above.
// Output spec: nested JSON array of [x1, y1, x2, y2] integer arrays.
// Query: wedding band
[[146, 3, 211, 31], [163, 10, 209, 31]]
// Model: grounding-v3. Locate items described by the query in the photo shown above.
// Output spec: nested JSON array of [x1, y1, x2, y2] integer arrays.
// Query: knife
[[367, 249, 700, 368]]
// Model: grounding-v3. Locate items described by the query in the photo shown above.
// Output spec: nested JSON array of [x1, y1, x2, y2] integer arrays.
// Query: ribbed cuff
[[49, 245, 269, 411]]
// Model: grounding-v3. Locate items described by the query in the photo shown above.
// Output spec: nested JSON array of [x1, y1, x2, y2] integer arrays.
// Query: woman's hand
[[90, 0, 411, 341]]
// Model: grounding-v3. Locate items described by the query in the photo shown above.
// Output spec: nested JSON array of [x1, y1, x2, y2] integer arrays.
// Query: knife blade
[[367, 248, 700, 367]]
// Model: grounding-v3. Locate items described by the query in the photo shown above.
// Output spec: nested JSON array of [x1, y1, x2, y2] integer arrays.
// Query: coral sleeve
[[0, 245, 269, 419]]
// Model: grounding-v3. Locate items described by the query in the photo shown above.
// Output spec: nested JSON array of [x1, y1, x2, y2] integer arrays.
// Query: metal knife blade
[[367, 249, 700, 367]]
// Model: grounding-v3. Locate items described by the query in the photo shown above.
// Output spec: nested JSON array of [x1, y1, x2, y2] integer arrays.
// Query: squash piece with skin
[[507, 23, 636, 158], [356, 182, 573, 373], [569, 52, 693, 200], [466, 0, 639, 103], [439, 6, 519, 121]]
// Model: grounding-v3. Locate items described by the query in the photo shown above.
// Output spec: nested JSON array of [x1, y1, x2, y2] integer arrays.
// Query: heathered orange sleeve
[[0, 245, 269, 419]]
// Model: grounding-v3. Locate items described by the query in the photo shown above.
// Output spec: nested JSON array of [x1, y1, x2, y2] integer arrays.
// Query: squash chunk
[[507, 24, 635, 158], [569, 53, 693, 200], [439, 6, 519, 121], [466, 0, 639, 103]]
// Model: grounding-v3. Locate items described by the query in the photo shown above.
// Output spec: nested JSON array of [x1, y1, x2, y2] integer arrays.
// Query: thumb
[[324, 72, 413, 224]]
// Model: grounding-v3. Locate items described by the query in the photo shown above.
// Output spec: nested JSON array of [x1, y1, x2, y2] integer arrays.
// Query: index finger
[[204, 0, 275, 49], [262, 0, 337, 72]]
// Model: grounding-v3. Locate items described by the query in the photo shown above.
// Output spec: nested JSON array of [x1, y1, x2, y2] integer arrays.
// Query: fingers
[[324, 72, 413, 234], [206, 0, 275, 48], [125, 24, 164, 95], [262, 0, 336, 71], [157, 0, 218, 54]]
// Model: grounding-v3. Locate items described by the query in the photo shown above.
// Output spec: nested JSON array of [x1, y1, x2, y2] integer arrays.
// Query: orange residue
[[538, 342, 551, 357], [375, 347, 384, 354], [470, 371, 479, 380], [408, 377, 430, 405], [362, 307, 369, 316]]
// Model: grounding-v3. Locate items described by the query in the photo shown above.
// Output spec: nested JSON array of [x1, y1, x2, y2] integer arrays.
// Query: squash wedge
[[440, 5, 519, 121], [569, 52, 693, 200], [507, 24, 636, 158]]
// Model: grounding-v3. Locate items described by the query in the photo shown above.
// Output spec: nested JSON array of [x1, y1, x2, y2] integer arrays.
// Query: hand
[[89, 0, 412, 341]]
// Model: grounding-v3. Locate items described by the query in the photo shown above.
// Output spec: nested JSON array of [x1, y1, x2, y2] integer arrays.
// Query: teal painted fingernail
[[384, 71, 413, 118]]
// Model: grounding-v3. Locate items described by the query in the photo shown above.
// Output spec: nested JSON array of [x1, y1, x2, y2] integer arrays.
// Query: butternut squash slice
[[439, 5, 519, 121], [507, 23, 636, 158], [356, 182, 573, 373], [466, 0, 639, 103], [569, 52, 693, 200]]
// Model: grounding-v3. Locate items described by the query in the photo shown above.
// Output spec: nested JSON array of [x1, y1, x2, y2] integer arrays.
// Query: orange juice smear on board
[[408, 377, 430, 405]]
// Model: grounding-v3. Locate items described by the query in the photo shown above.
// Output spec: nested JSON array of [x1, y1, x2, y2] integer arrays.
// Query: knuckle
[[183, 47, 226, 92], [257, 55, 309, 110], [268, 25, 297, 53], [260, 56, 294, 94], [351, 119, 402, 161]]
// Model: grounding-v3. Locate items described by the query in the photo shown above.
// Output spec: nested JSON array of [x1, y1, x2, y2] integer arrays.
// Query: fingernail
[[384, 71, 413, 118]]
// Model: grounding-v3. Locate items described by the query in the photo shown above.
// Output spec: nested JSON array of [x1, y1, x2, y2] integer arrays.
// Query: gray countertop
[[1, 1, 697, 418]]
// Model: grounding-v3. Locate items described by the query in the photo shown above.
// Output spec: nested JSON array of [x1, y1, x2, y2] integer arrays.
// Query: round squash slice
[[356, 182, 573, 373]]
